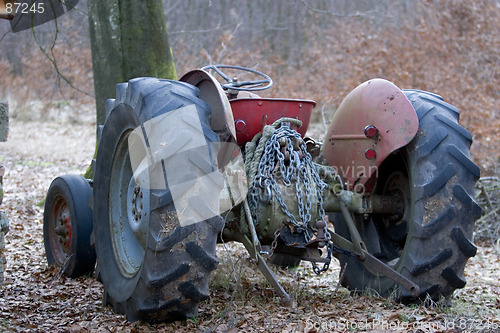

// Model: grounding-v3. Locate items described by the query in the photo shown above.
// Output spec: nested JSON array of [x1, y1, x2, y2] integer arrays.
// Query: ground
[[0, 112, 498, 332]]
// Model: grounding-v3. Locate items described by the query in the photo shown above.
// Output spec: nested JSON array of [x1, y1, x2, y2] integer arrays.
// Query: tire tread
[[94, 78, 222, 322]]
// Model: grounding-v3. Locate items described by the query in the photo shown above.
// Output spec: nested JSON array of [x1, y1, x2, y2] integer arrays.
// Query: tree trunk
[[88, 0, 177, 126]]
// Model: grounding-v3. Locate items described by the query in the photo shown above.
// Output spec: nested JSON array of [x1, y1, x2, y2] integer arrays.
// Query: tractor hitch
[[330, 232, 421, 297]]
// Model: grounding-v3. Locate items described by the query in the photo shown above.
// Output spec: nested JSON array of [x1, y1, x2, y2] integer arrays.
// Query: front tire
[[43, 174, 95, 277], [93, 78, 224, 322], [334, 90, 481, 302]]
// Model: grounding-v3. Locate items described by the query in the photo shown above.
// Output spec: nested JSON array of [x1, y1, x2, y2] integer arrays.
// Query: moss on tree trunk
[[88, 0, 176, 126], [86, 0, 176, 179]]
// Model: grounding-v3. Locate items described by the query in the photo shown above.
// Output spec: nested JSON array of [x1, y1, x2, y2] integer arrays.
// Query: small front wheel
[[43, 174, 95, 277]]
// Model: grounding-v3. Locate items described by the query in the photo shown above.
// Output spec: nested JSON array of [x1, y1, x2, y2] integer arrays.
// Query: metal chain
[[249, 123, 329, 242], [311, 241, 361, 275], [269, 223, 284, 258], [248, 122, 352, 274], [331, 243, 361, 258], [312, 243, 332, 274]]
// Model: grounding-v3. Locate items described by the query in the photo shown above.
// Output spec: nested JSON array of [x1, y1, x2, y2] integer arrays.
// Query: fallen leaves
[[0, 118, 498, 331]]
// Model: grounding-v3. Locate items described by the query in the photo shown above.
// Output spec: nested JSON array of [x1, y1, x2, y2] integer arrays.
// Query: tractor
[[43, 65, 481, 322]]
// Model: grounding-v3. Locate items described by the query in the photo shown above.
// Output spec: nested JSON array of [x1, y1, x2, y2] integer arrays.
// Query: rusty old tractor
[[43, 65, 481, 322]]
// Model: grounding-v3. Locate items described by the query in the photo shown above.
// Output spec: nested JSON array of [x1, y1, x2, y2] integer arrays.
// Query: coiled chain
[[249, 123, 328, 243]]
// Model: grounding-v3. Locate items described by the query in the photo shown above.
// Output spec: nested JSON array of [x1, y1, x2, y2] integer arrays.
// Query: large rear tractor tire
[[43, 174, 95, 277], [93, 78, 224, 322], [333, 90, 481, 303]]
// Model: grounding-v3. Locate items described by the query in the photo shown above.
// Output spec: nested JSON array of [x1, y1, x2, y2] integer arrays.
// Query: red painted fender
[[322, 79, 418, 192]]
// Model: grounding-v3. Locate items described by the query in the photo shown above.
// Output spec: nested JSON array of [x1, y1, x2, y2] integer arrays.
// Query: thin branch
[[60, 0, 88, 16], [335, 262, 347, 293], [169, 22, 239, 35], [31, 16, 93, 98], [298, 0, 378, 19], [0, 27, 12, 43], [164, 0, 183, 17], [321, 96, 334, 134], [475, 207, 499, 224], [216, 21, 242, 64]]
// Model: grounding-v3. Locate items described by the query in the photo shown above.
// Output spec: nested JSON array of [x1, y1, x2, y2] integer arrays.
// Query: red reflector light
[[365, 148, 377, 160], [364, 125, 378, 138]]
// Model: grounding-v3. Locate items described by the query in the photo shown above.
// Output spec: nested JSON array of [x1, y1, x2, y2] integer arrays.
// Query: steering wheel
[[201, 65, 273, 91]]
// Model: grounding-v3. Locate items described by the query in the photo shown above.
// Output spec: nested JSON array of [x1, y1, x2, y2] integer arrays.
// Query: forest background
[[0, 0, 498, 175], [0, 0, 498, 331]]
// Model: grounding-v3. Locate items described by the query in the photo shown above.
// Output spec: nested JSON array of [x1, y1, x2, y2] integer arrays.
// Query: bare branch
[[31, 18, 93, 98], [298, 0, 378, 19]]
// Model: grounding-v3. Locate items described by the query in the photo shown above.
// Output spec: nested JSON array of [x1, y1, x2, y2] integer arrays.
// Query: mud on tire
[[334, 90, 481, 303], [93, 78, 224, 322]]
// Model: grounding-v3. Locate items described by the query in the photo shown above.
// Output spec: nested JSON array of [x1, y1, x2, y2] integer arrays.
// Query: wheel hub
[[127, 179, 149, 245], [54, 205, 71, 253], [381, 171, 410, 242], [49, 195, 72, 266], [130, 185, 143, 223]]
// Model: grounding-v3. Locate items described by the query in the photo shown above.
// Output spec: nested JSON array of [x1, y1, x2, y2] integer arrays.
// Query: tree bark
[[88, 0, 177, 126]]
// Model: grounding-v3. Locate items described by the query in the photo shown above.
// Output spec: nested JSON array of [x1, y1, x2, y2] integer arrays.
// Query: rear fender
[[322, 79, 418, 192], [179, 69, 237, 168], [179, 69, 236, 141]]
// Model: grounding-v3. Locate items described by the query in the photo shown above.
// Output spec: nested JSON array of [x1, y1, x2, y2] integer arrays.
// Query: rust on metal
[[322, 79, 418, 191]]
